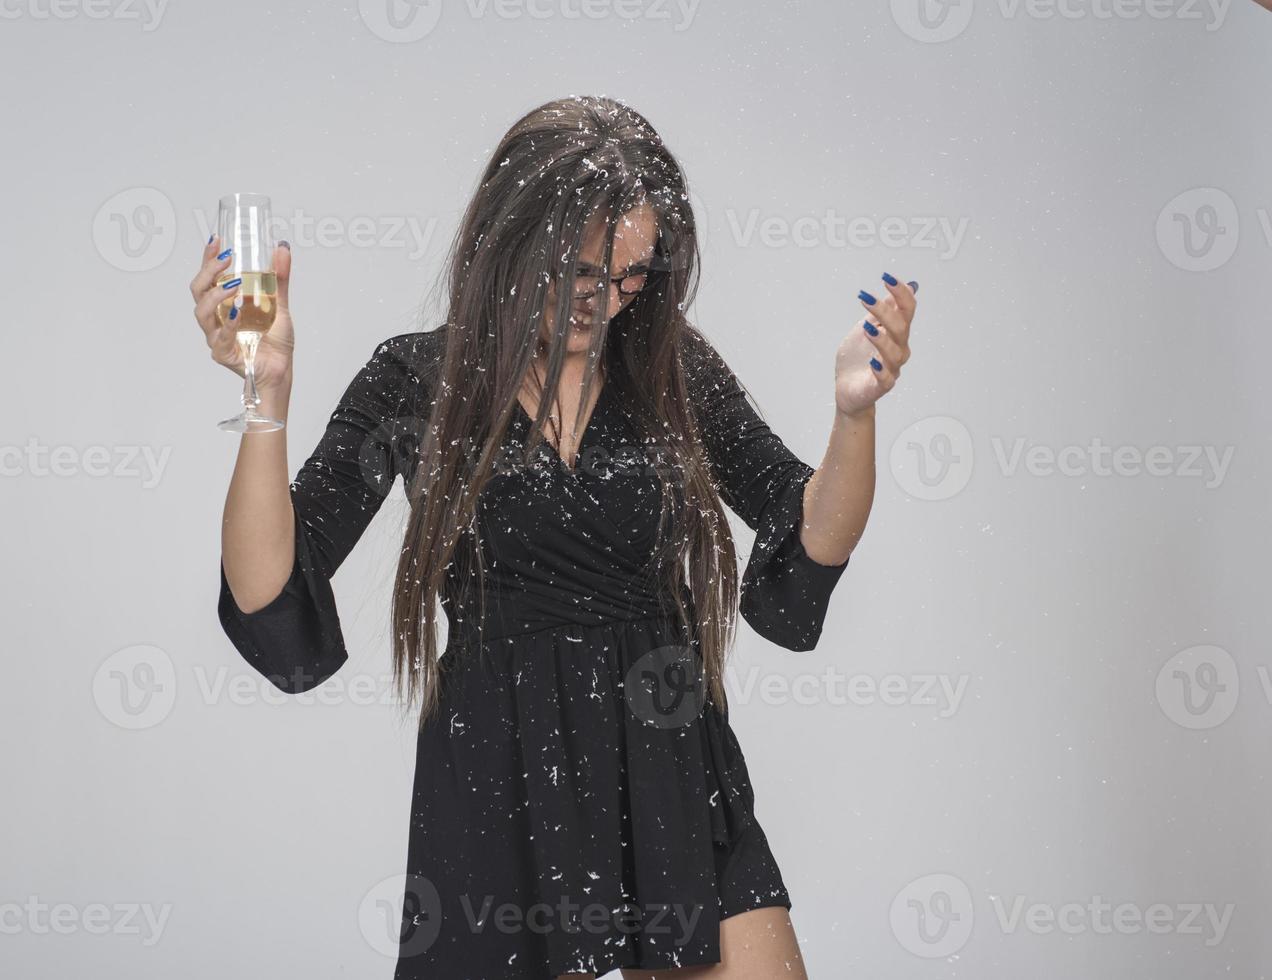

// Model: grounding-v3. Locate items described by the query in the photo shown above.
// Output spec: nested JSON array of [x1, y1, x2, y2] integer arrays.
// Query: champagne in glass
[[216, 193, 284, 433]]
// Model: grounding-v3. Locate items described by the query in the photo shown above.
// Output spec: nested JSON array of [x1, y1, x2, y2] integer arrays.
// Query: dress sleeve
[[683, 327, 850, 652], [217, 331, 441, 693]]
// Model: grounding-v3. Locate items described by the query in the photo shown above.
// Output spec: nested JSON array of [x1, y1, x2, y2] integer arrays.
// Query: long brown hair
[[392, 95, 739, 727]]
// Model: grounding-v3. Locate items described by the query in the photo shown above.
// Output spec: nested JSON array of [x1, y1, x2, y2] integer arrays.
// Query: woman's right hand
[[191, 236, 296, 391]]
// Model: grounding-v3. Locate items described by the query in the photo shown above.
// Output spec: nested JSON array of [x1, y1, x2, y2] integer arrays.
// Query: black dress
[[217, 324, 850, 979]]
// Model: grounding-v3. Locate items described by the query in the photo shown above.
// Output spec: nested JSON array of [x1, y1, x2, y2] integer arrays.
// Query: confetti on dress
[[217, 323, 849, 977]]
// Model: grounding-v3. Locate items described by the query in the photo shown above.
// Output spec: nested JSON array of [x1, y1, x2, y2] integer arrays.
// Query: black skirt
[[218, 324, 849, 978]]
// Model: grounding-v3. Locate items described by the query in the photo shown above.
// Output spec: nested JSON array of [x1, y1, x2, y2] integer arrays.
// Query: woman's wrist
[[256, 378, 293, 421], [835, 402, 876, 424]]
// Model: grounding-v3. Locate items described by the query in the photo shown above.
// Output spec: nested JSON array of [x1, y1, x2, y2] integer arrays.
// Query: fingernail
[[279, 240, 290, 250], [858, 290, 877, 306], [863, 321, 879, 337], [907, 280, 919, 294], [217, 248, 233, 260], [222, 277, 242, 289], [207, 233, 214, 244], [228, 305, 238, 321], [881, 272, 898, 286], [870, 357, 883, 371]]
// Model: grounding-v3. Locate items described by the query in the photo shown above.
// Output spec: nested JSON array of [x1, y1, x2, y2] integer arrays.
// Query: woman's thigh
[[618, 906, 807, 980]]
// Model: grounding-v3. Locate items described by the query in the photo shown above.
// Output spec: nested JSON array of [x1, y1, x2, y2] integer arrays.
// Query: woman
[[194, 96, 916, 979]]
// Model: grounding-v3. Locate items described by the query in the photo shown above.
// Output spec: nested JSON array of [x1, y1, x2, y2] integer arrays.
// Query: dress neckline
[[513, 370, 609, 474]]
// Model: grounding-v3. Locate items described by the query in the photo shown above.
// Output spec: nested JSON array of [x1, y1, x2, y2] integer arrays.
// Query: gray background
[[2, 1, 1269, 977]]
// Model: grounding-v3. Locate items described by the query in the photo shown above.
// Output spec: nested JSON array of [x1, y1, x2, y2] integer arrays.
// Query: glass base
[[218, 409, 285, 433]]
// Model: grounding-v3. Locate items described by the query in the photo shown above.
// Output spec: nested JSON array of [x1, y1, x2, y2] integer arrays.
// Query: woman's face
[[540, 201, 660, 356]]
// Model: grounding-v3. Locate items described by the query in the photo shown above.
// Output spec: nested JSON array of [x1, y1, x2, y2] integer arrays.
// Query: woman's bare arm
[[221, 383, 296, 612], [800, 404, 876, 566], [799, 276, 918, 565], [191, 235, 299, 612]]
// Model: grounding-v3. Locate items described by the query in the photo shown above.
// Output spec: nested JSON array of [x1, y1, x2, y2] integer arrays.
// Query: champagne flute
[[216, 192, 284, 432]]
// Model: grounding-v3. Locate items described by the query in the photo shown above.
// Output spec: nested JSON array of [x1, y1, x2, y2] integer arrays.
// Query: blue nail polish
[[216, 248, 233, 261], [863, 321, 879, 337], [207, 233, 214, 244], [858, 290, 877, 305], [228, 305, 238, 321], [222, 277, 242, 289], [870, 357, 882, 371], [907, 280, 919, 294], [881, 272, 898, 286]]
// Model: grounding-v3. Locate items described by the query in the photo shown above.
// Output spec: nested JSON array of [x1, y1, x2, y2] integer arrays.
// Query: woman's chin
[[538, 317, 602, 352]]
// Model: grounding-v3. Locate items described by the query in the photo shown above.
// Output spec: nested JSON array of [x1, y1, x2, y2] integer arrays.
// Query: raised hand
[[834, 273, 918, 417], [191, 235, 296, 391]]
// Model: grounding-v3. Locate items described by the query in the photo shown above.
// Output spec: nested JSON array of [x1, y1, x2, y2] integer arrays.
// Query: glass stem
[[238, 331, 262, 412]]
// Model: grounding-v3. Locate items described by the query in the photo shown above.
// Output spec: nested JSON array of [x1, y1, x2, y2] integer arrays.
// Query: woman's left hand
[[834, 274, 918, 417]]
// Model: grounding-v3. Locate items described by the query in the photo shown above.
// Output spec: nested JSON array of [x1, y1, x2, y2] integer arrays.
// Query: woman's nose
[[579, 288, 615, 315], [602, 282, 624, 313]]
